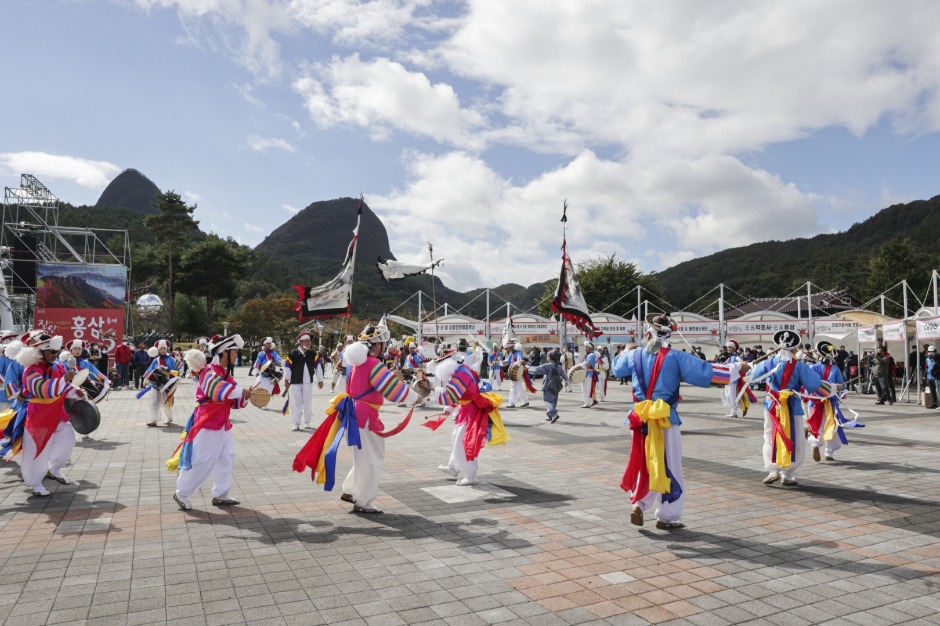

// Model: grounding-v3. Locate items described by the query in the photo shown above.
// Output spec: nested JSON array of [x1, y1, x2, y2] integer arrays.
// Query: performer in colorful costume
[[612, 315, 746, 529], [251, 337, 282, 409], [431, 340, 509, 485], [400, 342, 427, 407], [170, 335, 249, 510], [285, 331, 324, 431], [293, 324, 422, 514], [506, 342, 531, 408], [0, 337, 26, 459], [749, 330, 839, 486], [0, 331, 19, 410], [16, 331, 87, 496], [140, 339, 179, 426], [571, 340, 601, 408], [722, 339, 756, 417], [807, 341, 860, 462], [488, 346, 503, 391]]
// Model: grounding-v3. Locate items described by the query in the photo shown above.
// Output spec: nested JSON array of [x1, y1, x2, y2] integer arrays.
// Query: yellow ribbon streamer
[[821, 400, 838, 443], [773, 390, 795, 468], [633, 399, 673, 494]]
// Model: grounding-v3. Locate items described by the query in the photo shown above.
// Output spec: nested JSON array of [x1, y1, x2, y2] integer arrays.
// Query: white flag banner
[[881, 321, 906, 342], [726, 320, 809, 336], [421, 321, 486, 336], [567, 321, 639, 338], [916, 316, 940, 341], [858, 325, 878, 343]]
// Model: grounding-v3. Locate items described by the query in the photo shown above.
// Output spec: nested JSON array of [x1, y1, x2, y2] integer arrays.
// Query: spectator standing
[[926, 346, 940, 409], [844, 351, 858, 391], [114, 341, 133, 389], [132, 343, 151, 389], [742, 348, 755, 363], [835, 346, 848, 372], [871, 347, 893, 405], [95, 343, 109, 375], [884, 346, 898, 403]]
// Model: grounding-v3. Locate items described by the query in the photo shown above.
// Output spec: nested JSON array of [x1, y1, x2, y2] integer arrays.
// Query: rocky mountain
[[95, 169, 161, 214], [37, 275, 125, 309], [255, 197, 395, 264]]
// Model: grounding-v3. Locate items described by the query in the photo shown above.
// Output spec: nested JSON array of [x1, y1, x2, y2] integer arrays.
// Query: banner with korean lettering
[[726, 320, 809, 335], [814, 318, 858, 338], [490, 322, 559, 336], [421, 321, 487, 336], [857, 325, 878, 343], [34, 308, 124, 352], [34, 263, 127, 359], [566, 321, 638, 338], [881, 321, 906, 342], [916, 316, 940, 341], [640, 321, 720, 337]]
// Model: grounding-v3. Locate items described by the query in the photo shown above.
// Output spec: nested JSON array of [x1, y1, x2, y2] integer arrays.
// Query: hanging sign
[[881, 321, 906, 342], [814, 318, 858, 336], [857, 325, 878, 343], [726, 320, 809, 335], [916, 316, 940, 341], [490, 322, 558, 336], [567, 321, 638, 338], [421, 321, 486, 336]]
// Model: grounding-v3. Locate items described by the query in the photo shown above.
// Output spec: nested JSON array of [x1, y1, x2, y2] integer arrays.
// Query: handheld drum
[[507, 362, 525, 382], [568, 367, 587, 385], [249, 387, 272, 408]]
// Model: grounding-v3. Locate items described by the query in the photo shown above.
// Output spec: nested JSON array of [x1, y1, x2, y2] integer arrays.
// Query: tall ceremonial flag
[[501, 310, 513, 348], [550, 201, 601, 338], [294, 198, 362, 321]]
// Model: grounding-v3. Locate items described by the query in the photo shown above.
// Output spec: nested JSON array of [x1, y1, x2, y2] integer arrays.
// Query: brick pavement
[[1, 370, 939, 626]]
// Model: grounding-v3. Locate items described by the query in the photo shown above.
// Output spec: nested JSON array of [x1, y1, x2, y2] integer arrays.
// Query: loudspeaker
[[11, 233, 37, 294]]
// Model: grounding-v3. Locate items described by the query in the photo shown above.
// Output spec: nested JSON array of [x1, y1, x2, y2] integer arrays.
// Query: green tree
[[177, 235, 250, 335], [144, 191, 199, 334], [540, 254, 663, 318]]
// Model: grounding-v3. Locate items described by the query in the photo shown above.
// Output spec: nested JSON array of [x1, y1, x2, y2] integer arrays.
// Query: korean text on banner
[[726, 320, 809, 335], [881, 321, 905, 342], [34, 309, 124, 352], [916, 316, 940, 341], [858, 325, 878, 343], [814, 318, 858, 337]]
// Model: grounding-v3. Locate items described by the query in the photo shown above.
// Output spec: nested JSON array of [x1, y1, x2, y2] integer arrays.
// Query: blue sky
[[3, 1, 940, 292]]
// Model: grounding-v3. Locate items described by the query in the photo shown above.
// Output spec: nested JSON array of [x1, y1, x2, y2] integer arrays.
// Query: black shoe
[[875, 401, 885, 405]]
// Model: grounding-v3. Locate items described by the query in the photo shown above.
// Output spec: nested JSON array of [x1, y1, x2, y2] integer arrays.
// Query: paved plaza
[[1, 371, 939, 626]]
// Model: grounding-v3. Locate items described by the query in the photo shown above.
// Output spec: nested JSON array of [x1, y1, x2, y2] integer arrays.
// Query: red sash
[[806, 363, 831, 437]]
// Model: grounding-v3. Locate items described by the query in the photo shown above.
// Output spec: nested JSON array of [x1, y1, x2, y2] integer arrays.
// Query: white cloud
[[0, 152, 120, 189], [234, 82, 264, 106], [246, 135, 297, 153], [244, 222, 264, 233], [294, 55, 486, 148], [369, 150, 825, 290], [184, 191, 201, 202], [282, 204, 301, 215]]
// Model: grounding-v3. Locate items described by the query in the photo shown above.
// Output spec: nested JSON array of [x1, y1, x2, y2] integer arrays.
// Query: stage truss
[[2, 174, 131, 332]]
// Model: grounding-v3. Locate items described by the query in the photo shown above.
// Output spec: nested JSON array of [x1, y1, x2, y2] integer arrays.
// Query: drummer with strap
[[15, 330, 87, 496], [251, 337, 283, 410], [142, 339, 179, 427], [63, 340, 112, 439]]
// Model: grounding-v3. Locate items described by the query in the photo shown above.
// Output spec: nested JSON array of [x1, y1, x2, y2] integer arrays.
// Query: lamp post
[[223, 322, 230, 337]]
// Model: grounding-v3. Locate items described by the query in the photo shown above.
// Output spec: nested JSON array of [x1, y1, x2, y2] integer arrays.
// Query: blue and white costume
[[144, 340, 178, 426], [507, 342, 528, 407]]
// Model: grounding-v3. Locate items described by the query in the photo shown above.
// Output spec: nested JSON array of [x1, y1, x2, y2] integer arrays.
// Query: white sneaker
[[164, 420, 173, 426], [303, 424, 311, 429], [580, 403, 590, 408], [438, 464, 458, 477], [456, 477, 478, 486], [292, 425, 300, 431], [173, 491, 192, 510], [31, 486, 50, 497], [507, 404, 515, 408]]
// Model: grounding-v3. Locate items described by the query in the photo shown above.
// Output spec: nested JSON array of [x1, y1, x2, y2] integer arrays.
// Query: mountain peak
[[255, 197, 395, 263], [96, 169, 161, 214]]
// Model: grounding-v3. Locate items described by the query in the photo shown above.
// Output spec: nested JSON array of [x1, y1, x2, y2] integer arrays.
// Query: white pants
[[446, 423, 478, 481], [288, 383, 314, 427], [581, 376, 595, 405], [342, 426, 385, 508], [21, 421, 75, 490], [808, 432, 842, 458], [489, 368, 502, 391], [722, 384, 739, 417], [763, 408, 806, 479], [508, 380, 527, 406], [597, 372, 606, 402], [331, 368, 345, 389], [176, 429, 235, 499], [633, 425, 684, 523], [148, 389, 174, 424]]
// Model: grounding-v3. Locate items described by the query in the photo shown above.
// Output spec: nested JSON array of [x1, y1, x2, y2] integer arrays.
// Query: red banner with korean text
[[34, 308, 124, 354]]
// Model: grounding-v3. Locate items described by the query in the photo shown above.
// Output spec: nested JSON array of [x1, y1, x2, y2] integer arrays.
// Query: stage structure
[[2, 174, 131, 347]]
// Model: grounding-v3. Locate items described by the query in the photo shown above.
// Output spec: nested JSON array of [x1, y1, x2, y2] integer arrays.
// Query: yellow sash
[[773, 390, 795, 468], [633, 399, 673, 494], [821, 400, 838, 443]]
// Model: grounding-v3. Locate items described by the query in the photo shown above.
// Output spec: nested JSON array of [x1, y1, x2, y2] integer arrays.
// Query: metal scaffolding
[[2, 174, 131, 332]]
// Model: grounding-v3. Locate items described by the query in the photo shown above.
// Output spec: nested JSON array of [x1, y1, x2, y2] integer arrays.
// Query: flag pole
[[429, 243, 438, 348], [560, 200, 568, 352]]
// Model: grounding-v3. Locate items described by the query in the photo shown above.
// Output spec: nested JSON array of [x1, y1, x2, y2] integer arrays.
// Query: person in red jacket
[[113, 341, 133, 390]]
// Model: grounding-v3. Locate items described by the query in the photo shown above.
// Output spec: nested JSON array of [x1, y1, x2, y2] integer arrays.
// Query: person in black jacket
[[132, 343, 151, 389], [284, 331, 324, 431]]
